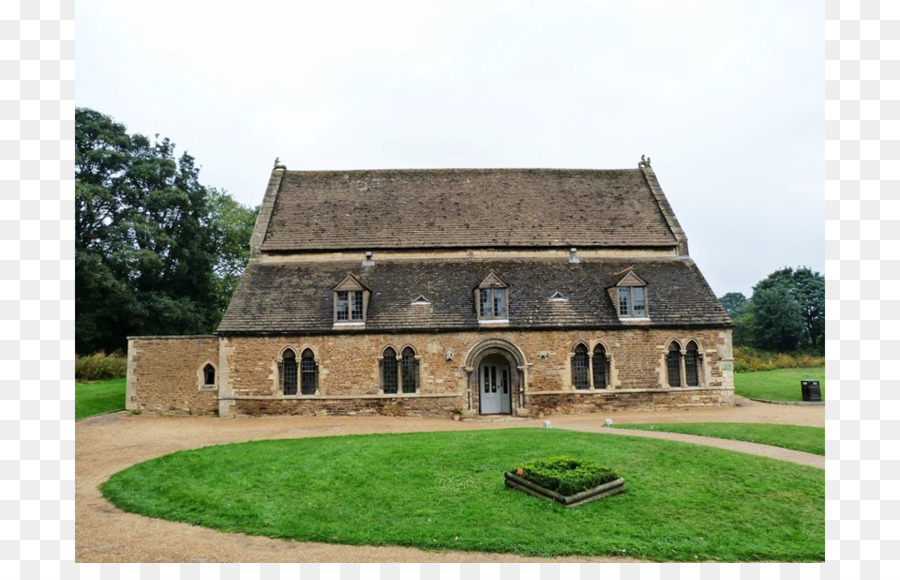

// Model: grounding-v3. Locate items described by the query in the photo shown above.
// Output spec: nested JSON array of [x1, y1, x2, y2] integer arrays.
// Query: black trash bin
[[801, 380, 821, 402]]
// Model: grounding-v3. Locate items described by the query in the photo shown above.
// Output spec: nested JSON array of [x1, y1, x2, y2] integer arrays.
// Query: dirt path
[[76, 396, 824, 563]]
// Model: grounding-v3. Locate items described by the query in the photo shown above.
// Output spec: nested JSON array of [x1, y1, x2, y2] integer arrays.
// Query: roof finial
[[274, 157, 286, 170], [639, 154, 651, 168]]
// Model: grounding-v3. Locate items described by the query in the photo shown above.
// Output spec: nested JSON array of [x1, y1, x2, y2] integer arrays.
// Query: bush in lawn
[[76, 351, 127, 381], [516, 456, 619, 496]]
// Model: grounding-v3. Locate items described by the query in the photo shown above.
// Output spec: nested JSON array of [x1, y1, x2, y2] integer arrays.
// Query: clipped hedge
[[733, 346, 825, 373], [516, 456, 619, 496], [76, 351, 127, 382]]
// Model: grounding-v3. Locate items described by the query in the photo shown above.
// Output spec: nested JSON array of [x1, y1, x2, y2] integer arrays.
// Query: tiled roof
[[259, 168, 680, 252], [217, 258, 732, 334]]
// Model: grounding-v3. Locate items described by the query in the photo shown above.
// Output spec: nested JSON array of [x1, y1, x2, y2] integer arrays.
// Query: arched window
[[684, 341, 701, 387], [300, 348, 318, 395], [572, 344, 590, 390], [666, 342, 682, 387], [203, 363, 216, 387], [400, 347, 419, 393], [380, 347, 399, 394], [592, 344, 607, 389], [281, 348, 298, 395]]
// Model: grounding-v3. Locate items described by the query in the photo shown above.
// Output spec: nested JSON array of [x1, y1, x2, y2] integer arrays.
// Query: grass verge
[[101, 429, 824, 562], [75, 377, 126, 420], [608, 423, 824, 456], [734, 367, 824, 402]]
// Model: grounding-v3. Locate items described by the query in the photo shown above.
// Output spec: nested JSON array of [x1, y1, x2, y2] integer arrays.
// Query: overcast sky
[[76, 0, 823, 298]]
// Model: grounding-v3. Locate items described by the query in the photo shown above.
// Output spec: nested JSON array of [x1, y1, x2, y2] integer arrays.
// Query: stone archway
[[463, 339, 528, 416]]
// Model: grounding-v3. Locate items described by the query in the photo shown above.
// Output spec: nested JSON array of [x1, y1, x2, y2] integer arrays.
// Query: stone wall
[[127, 336, 220, 415], [127, 327, 733, 418], [216, 326, 733, 418]]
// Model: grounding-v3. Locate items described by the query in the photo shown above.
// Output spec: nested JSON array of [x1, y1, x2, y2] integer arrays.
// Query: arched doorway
[[479, 353, 511, 414], [464, 338, 528, 416]]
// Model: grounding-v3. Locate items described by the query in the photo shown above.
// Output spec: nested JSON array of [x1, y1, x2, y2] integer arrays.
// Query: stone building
[[127, 158, 734, 418]]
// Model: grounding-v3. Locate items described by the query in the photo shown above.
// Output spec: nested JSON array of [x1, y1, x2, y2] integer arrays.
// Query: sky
[[75, 0, 823, 298]]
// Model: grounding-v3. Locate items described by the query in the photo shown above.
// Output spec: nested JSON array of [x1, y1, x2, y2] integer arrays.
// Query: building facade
[[127, 159, 734, 418]]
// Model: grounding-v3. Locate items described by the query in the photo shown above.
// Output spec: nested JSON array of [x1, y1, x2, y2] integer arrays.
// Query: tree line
[[76, 108, 258, 355], [719, 266, 825, 354]]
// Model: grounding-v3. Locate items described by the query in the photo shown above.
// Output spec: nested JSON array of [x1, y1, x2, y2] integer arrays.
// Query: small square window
[[617, 286, 648, 318], [612, 268, 649, 320], [476, 272, 509, 321], [333, 273, 369, 325], [336, 290, 364, 320]]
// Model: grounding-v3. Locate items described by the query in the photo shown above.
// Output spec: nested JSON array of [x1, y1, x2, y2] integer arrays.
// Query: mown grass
[[734, 367, 825, 402], [75, 378, 126, 420], [609, 423, 824, 456], [101, 429, 824, 562]]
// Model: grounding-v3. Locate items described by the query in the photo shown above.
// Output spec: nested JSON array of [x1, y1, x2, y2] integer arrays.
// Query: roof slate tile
[[217, 259, 731, 334], [260, 168, 679, 251]]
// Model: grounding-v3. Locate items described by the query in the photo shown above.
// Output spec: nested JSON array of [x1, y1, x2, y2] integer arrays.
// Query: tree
[[208, 188, 259, 316], [718, 292, 748, 319], [726, 266, 824, 353], [76, 107, 256, 354], [789, 267, 826, 352], [751, 266, 825, 352], [745, 286, 806, 352]]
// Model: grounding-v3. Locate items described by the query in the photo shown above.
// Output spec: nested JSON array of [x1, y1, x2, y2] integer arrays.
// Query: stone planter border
[[504, 472, 626, 507]]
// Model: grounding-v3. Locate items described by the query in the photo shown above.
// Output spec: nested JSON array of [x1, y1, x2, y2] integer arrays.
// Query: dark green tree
[[208, 188, 259, 316], [745, 286, 806, 352], [790, 267, 826, 352], [718, 292, 748, 319], [742, 266, 825, 353], [76, 107, 256, 354]]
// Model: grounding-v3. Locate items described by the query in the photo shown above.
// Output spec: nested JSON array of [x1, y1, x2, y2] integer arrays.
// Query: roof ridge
[[277, 167, 643, 175]]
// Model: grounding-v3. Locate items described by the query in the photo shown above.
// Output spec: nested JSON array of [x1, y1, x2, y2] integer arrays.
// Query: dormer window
[[333, 273, 369, 325], [612, 267, 649, 320], [475, 272, 509, 322], [336, 290, 364, 320], [618, 286, 646, 317]]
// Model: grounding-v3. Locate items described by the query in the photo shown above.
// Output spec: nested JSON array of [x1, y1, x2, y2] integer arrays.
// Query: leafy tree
[[752, 267, 825, 352], [718, 292, 748, 319], [745, 286, 806, 352], [789, 267, 826, 352], [208, 188, 259, 316], [76, 107, 256, 354], [725, 266, 824, 353]]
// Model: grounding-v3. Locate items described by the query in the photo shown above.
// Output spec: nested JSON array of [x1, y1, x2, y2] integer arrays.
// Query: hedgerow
[[75, 351, 127, 381], [733, 346, 824, 373]]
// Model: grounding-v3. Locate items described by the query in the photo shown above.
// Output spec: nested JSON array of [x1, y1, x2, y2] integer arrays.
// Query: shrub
[[516, 456, 619, 496], [733, 346, 824, 373], [76, 351, 127, 381]]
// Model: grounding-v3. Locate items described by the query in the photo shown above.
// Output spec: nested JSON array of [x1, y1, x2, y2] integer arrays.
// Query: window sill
[[333, 321, 366, 328], [478, 318, 510, 325], [617, 317, 651, 323]]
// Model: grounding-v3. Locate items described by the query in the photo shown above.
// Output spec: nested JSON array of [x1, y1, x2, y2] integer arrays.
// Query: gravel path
[[76, 396, 824, 563]]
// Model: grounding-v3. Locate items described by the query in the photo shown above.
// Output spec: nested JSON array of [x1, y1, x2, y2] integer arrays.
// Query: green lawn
[[734, 367, 825, 402], [75, 378, 126, 420], [101, 429, 824, 562], [609, 423, 824, 456]]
